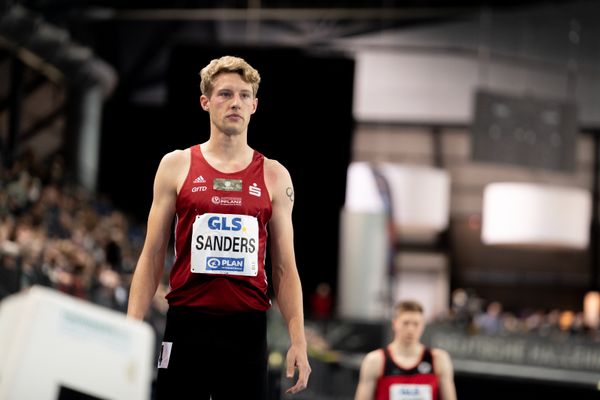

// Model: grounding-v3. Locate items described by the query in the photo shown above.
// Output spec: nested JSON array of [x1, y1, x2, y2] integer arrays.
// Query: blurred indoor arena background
[[1, 0, 600, 399]]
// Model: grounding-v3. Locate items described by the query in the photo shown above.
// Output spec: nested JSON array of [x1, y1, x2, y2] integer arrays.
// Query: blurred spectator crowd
[[445, 288, 600, 342], [0, 152, 169, 323]]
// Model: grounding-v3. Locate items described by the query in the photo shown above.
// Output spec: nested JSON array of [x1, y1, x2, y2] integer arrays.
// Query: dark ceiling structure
[[0, 0, 588, 173], [13, 1, 576, 36], [0, 0, 580, 91]]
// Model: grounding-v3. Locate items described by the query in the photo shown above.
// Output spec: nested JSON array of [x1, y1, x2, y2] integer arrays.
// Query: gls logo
[[208, 216, 242, 231]]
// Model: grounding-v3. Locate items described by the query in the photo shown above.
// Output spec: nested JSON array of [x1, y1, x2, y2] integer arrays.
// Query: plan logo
[[206, 257, 244, 272]]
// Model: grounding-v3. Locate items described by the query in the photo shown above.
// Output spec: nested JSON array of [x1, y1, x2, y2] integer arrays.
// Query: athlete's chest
[[179, 168, 270, 216]]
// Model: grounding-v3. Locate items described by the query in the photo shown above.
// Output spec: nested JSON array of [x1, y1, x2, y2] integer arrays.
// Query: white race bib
[[191, 213, 259, 276], [389, 384, 432, 400]]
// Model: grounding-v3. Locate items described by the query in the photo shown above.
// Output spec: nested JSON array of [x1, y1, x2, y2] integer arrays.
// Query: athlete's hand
[[285, 343, 311, 395]]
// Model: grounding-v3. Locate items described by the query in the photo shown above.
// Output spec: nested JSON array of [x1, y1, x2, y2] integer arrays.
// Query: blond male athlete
[[127, 55, 311, 399], [355, 300, 457, 400]]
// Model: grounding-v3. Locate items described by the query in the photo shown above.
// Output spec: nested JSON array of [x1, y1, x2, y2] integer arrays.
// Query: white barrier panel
[[0, 286, 155, 400], [393, 252, 449, 323], [345, 162, 450, 235], [482, 182, 591, 249], [338, 209, 389, 320]]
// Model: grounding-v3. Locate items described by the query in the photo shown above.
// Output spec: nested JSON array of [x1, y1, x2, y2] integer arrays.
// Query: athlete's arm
[[127, 150, 185, 320], [266, 159, 311, 395], [433, 348, 458, 400], [354, 349, 384, 400]]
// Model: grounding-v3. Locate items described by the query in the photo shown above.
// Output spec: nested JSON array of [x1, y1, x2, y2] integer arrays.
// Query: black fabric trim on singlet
[[382, 347, 435, 376]]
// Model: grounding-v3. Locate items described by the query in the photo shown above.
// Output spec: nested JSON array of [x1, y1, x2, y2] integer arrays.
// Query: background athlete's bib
[[191, 213, 258, 276], [389, 384, 432, 400]]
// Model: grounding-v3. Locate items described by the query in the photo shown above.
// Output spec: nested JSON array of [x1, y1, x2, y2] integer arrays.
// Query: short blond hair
[[394, 300, 424, 316], [199, 55, 261, 97]]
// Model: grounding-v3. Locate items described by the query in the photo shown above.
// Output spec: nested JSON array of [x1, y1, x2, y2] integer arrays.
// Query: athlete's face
[[201, 72, 257, 137], [392, 311, 425, 346]]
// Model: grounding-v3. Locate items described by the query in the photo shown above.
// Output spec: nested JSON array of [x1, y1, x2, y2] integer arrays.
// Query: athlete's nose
[[230, 93, 242, 109]]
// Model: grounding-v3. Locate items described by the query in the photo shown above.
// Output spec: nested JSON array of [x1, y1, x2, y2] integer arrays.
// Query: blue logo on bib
[[206, 257, 245, 272], [207, 216, 242, 231]]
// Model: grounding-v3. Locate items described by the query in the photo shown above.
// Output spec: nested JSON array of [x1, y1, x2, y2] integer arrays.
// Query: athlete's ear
[[251, 97, 258, 114], [200, 95, 209, 112]]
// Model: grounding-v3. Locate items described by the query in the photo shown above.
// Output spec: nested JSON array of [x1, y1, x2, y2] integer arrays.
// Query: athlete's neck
[[390, 341, 423, 359], [203, 134, 252, 160], [201, 138, 254, 173]]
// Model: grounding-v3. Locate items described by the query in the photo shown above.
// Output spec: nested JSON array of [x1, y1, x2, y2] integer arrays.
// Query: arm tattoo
[[286, 187, 294, 202]]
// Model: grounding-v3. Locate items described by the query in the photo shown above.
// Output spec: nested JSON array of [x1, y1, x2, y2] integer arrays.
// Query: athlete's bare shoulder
[[431, 348, 453, 373], [361, 348, 385, 377], [156, 148, 191, 193], [263, 157, 292, 197], [161, 148, 190, 168], [431, 347, 451, 360], [263, 156, 287, 174], [364, 348, 385, 364]]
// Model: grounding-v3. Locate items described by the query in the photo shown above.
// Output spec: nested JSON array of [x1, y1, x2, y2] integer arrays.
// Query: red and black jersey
[[165, 144, 272, 312], [375, 346, 439, 400]]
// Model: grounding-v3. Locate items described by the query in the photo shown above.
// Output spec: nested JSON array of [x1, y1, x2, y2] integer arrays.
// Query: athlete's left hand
[[285, 343, 311, 395]]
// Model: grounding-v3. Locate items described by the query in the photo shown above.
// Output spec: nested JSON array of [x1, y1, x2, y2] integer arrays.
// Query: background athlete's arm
[[433, 348, 458, 400], [354, 350, 383, 400], [127, 150, 182, 320], [267, 159, 311, 394]]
